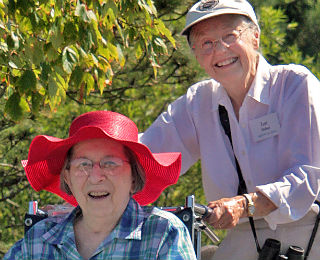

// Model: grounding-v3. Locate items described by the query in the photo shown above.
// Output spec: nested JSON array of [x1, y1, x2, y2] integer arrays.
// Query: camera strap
[[219, 105, 320, 258], [218, 105, 261, 253]]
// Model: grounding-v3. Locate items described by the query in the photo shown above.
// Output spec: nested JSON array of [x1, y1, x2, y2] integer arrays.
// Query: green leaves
[[1, 0, 176, 121], [75, 0, 97, 23], [4, 92, 29, 121], [260, 6, 287, 59], [17, 70, 37, 94], [7, 32, 20, 49], [62, 47, 79, 74], [75, 1, 90, 22]]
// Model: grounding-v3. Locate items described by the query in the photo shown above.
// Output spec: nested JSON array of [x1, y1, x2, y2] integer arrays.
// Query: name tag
[[249, 113, 280, 142]]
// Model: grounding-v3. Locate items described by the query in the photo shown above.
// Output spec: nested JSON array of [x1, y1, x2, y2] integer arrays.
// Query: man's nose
[[212, 40, 228, 53]]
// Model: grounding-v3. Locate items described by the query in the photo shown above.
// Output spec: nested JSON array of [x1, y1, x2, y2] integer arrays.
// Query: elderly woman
[[4, 111, 196, 260], [140, 0, 320, 259]]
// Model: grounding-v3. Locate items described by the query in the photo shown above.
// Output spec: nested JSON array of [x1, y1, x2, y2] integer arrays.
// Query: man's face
[[190, 15, 260, 89]]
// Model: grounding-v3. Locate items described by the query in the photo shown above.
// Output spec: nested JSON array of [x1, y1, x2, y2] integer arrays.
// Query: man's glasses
[[69, 156, 130, 177], [192, 28, 249, 56]]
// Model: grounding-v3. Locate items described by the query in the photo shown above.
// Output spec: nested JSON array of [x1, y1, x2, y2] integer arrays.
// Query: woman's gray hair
[[60, 145, 146, 196], [123, 146, 146, 194], [60, 148, 73, 195]]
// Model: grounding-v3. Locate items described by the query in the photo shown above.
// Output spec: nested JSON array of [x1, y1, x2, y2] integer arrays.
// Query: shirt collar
[[108, 198, 146, 241], [247, 54, 272, 105], [42, 198, 146, 246], [41, 206, 80, 245]]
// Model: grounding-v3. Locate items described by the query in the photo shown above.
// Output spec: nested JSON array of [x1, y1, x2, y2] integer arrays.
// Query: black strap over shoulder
[[218, 105, 248, 195], [218, 105, 261, 252]]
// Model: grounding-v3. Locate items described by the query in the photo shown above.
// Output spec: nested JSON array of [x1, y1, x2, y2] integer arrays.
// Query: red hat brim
[[22, 126, 181, 206]]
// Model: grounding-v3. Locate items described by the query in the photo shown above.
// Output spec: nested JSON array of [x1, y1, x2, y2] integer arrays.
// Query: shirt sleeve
[[256, 67, 320, 229], [157, 220, 197, 260], [139, 88, 201, 175], [3, 239, 24, 260]]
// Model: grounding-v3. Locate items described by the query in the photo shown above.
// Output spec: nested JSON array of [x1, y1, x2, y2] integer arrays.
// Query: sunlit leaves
[[117, 44, 125, 68], [83, 72, 95, 96], [1, 0, 175, 121], [8, 61, 18, 69], [134, 41, 143, 59], [75, 0, 97, 23], [48, 75, 58, 98], [155, 19, 176, 48], [75, 1, 90, 23], [107, 42, 118, 61], [62, 46, 79, 74], [47, 72, 66, 108]]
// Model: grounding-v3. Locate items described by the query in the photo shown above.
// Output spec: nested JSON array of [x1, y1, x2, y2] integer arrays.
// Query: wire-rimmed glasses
[[69, 156, 130, 177], [192, 28, 249, 56]]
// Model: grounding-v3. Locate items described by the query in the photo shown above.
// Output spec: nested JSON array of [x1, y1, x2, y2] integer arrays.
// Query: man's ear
[[253, 30, 260, 50]]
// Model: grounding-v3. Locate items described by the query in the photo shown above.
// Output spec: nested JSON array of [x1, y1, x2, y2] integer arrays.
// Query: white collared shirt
[[140, 55, 320, 229]]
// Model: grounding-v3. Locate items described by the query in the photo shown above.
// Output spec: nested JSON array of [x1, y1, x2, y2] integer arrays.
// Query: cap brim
[[181, 10, 255, 35]]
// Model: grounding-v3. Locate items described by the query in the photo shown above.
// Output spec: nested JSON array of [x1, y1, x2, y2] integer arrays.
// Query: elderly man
[[140, 0, 320, 259]]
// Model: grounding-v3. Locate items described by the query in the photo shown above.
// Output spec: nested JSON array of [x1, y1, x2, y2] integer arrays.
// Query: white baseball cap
[[181, 0, 259, 36]]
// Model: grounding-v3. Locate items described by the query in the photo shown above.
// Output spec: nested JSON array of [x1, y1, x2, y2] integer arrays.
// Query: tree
[[251, 0, 319, 76]]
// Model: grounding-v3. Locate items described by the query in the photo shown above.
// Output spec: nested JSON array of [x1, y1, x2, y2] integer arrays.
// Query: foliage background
[[1, 0, 320, 256]]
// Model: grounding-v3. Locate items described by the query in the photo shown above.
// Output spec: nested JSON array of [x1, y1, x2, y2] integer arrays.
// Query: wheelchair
[[24, 195, 219, 260]]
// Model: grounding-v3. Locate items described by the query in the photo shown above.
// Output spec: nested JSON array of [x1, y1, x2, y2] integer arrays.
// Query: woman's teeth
[[88, 191, 109, 198]]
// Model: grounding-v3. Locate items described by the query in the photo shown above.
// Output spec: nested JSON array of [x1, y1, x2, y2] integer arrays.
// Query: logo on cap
[[199, 0, 219, 11]]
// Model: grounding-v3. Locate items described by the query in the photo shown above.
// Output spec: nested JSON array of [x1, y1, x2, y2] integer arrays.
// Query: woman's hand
[[205, 192, 277, 229]]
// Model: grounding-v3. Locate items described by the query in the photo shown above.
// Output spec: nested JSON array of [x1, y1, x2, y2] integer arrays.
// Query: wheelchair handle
[[194, 203, 212, 219]]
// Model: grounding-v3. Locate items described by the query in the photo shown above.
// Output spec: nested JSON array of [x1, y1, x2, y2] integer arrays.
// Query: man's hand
[[206, 196, 246, 229], [205, 192, 277, 229]]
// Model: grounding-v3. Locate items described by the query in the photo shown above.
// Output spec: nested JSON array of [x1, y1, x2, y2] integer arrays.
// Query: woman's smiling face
[[190, 14, 260, 89], [64, 138, 133, 220]]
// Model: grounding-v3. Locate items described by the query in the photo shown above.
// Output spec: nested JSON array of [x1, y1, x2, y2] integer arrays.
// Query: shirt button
[[247, 180, 252, 186], [241, 150, 246, 156]]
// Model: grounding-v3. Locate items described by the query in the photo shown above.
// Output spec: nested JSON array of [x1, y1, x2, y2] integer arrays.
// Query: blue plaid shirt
[[4, 198, 196, 259]]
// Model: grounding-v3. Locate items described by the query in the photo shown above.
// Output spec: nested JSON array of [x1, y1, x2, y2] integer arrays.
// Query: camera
[[258, 238, 304, 260]]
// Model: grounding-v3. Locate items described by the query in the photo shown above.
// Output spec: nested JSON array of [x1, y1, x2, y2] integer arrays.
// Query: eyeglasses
[[69, 157, 130, 177], [192, 28, 249, 56]]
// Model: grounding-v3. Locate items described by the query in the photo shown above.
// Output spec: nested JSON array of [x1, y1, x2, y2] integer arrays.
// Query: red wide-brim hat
[[22, 111, 181, 206]]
